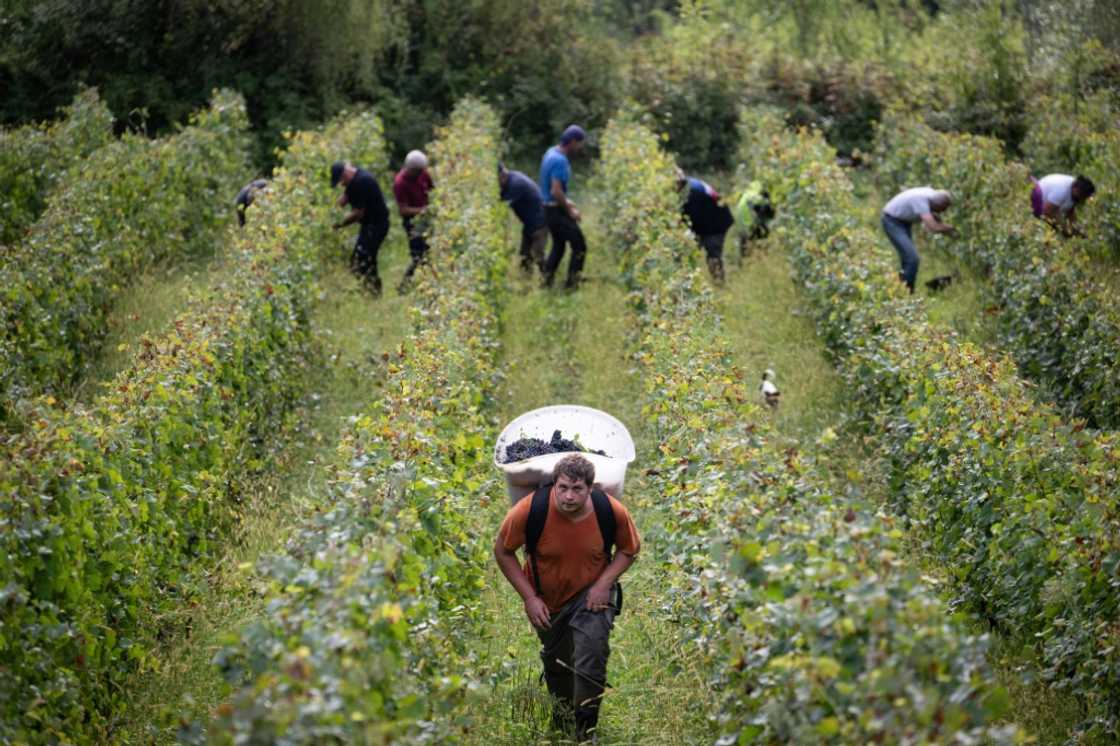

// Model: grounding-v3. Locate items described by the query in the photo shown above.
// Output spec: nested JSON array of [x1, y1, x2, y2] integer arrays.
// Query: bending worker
[[539, 125, 588, 290], [1031, 173, 1095, 237], [393, 149, 434, 292], [735, 180, 774, 261], [881, 186, 955, 293], [499, 163, 548, 276], [494, 454, 640, 743], [678, 170, 735, 284], [331, 160, 390, 296], [234, 178, 268, 227]]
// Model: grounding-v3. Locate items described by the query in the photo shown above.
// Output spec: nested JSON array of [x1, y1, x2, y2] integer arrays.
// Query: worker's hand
[[524, 595, 551, 629], [569, 206, 582, 222], [585, 583, 611, 612], [332, 222, 344, 231]]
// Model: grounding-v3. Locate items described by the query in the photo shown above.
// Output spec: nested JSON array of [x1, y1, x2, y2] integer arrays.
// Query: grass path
[[458, 173, 906, 744], [845, 169, 999, 348], [115, 231, 416, 743], [73, 221, 240, 402], [456, 190, 720, 745], [811, 167, 1091, 743]]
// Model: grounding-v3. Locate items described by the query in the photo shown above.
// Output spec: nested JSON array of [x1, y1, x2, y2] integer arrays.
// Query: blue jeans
[[882, 213, 918, 292]]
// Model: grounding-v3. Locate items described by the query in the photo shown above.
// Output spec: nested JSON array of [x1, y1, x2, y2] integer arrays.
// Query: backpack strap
[[525, 483, 621, 605], [525, 482, 552, 597], [590, 488, 617, 560]]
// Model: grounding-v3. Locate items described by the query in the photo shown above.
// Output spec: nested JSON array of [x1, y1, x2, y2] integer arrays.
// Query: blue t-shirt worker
[[499, 163, 548, 275], [538, 125, 587, 290]]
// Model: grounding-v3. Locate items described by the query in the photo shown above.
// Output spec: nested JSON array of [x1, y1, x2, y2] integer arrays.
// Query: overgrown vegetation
[[600, 110, 1019, 744], [0, 90, 249, 423], [0, 108, 386, 743], [6, 1, 1116, 168], [201, 99, 507, 744], [742, 108, 1120, 742], [876, 111, 1120, 428]]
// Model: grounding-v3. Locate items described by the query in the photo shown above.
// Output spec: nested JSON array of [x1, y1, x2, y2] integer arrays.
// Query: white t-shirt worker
[[1031, 173, 1096, 237]]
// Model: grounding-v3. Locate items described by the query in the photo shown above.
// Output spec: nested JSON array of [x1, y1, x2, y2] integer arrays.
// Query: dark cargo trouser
[[520, 225, 549, 275], [401, 216, 429, 285], [536, 585, 619, 741], [697, 231, 727, 284], [543, 205, 587, 288], [351, 220, 389, 296]]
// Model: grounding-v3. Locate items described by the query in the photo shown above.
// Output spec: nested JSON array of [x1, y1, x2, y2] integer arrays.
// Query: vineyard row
[[876, 113, 1120, 430], [1, 90, 248, 424], [599, 111, 1018, 744], [0, 109, 387, 743], [200, 99, 509, 744], [743, 110, 1120, 740]]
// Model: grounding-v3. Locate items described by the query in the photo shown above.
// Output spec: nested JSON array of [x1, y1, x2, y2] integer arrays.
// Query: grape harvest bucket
[[494, 405, 637, 502]]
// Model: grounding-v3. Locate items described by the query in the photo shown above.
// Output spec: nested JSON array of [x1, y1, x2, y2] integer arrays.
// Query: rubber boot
[[575, 706, 600, 744], [550, 701, 575, 737], [707, 256, 725, 285], [898, 271, 914, 294]]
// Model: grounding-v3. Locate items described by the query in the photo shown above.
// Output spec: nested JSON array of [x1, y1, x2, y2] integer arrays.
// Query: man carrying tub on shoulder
[[881, 186, 955, 293], [494, 454, 640, 743]]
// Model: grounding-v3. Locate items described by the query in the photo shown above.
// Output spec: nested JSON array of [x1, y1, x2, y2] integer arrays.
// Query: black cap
[[330, 161, 345, 188]]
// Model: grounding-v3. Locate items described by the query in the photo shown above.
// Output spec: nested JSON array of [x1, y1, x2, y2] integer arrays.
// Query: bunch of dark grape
[[501, 430, 607, 463]]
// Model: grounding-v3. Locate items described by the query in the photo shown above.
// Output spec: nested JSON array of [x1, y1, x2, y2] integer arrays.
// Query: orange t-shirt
[[499, 489, 641, 612]]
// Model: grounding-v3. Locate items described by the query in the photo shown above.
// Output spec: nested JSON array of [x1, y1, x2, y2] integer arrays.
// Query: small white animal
[[760, 369, 781, 409]]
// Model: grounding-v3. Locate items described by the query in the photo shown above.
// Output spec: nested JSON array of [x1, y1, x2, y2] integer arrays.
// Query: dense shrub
[[0, 87, 114, 244], [599, 110, 1018, 745], [0, 109, 386, 743], [876, 111, 1120, 429], [1020, 91, 1120, 260], [0, 90, 249, 423], [205, 99, 507, 744], [743, 108, 1120, 740]]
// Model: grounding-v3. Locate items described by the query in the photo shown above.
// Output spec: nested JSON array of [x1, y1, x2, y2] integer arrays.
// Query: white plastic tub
[[494, 405, 636, 502]]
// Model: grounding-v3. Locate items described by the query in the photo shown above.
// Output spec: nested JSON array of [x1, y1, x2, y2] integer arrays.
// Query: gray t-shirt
[[883, 186, 940, 223]]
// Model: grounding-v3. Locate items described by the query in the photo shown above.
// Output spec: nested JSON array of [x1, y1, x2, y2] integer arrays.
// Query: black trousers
[[536, 585, 619, 740], [543, 205, 587, 288], [402, 216, 429, 281], [520, 225, 549, 274], [351, 221, 389, 294]]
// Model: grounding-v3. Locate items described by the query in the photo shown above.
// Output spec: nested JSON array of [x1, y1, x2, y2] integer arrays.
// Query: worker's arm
[[1065, 207, 1085, 237], [1041, 202, 1081, 236], [494, 536, 551, 629], [551, 177, 580, 222], [333, 207, 365, 230], [920, 211, 956, 235], [585, 551, 636, 610], [398, 203, 426, 218], [336, 191, 349, 208]]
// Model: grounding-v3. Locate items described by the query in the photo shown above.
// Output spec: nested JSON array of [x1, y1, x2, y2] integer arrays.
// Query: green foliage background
[[4, 0, 1117, 169]]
